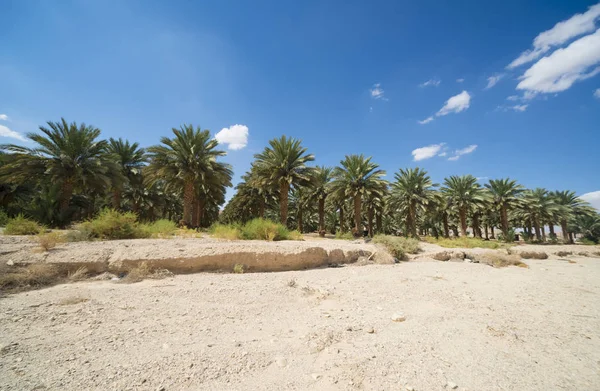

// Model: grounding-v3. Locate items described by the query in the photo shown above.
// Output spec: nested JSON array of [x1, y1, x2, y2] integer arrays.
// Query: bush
[[210, 223, 242, 240], [141, 219, 178, 238], [373, 235, 420, 259], [0, 264, 61, 292], [0, 209, 8, 226], [497, 229, 517, 243], [210, 219, 302, 241], [579, 237, 598, 245], [548, 233, 558, 244], [475, 252, 528, 268], [519, 251, 548, 260], [4, 215, 43, 235], [37, 231, 65, 251], [424, 236, 501, 249], [233, 264, 245, 273], [77, 209, 149, 240], [335, 231, 354, 240]]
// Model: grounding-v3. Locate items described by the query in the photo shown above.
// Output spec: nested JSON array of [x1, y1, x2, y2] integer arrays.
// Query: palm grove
[[1, 119, 599, 244]]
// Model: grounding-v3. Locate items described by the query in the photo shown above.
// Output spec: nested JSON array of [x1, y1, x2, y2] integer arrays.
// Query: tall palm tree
[[520, 188, 559, 241], [108, 138, 146, 210], [441, 175, 484, 237], [253, 136, 314, 225], [550, 190, 590, 243], [389, 167, 437, 237], [0, 118, 114, 218], [306, 166, 333, 236], [485, 178, 523, 239], [331, 154, 386, 235], [146, 124, 228, 225]]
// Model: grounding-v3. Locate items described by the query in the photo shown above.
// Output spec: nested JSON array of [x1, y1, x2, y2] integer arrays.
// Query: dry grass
[[67, 266, 88, 281], [37, 232, 65, 251], [567, 260, 577, 264], [122, 262, 173, 283], [0, 264, 62, 293], [58, 295, 89, 305], [556, 251, 572, 257], [474, 252, 529, 268], [233, 264, 246, 274], [287, 278, 297, 288], [518, 251, 549, 260], [424, 236, 503, 249]]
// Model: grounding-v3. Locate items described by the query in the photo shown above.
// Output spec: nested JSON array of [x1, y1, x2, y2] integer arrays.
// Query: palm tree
[[331, 155, 386, 235], [520, 188, 559, 241], [550, 190, 590, 244], [146, 124, 228, 225], [0, 118, 114, 218], [306, 166, 333, 236], [108, 138, 146, 210], [485, 178, 523, 239], [389, 167, 437, 237], [441, 175, 484, 237], [253, 136, 314, 225]]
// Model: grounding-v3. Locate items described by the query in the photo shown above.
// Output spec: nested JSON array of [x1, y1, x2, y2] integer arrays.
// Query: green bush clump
[[424, 236, 501, 249], [77, 209, 149, 240], [209, 223, 242, 240], [0, 209, 9, 226], [373, 235, 420, 259], [4, 215, 43, 235], [335, 231, 354, 240], [141, 219, 178, 237], [210, 218, 302, 241]]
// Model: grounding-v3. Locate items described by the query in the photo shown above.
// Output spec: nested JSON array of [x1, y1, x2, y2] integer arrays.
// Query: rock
[[311, 373, 322, 381], [446, 381, 458, 389], [406, 386, 415, 391], [391, 313, 406, 322], [6, 260, 14, 266], [275, 357, 287, 367], [366, 327, 375, 334]]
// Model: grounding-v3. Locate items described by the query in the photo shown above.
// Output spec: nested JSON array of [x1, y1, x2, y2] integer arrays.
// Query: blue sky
[[1, 0, 600, 208]]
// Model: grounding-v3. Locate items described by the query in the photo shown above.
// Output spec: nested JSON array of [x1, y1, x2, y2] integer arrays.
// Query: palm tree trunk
[[318, 198, 325, 236], [501, 204, 509, 238], [442, 213, 450, 238], [279, 182, 289, 225], [353, 194, 361, 235], [259, 198, 265, 218], [297, 206, 303, 233], [376, 213, 382, 235], [459, 207, 468, 237], [183, 180, 194, 225], [490, 226, 495, 239], [192, 197, 199, 227], [451, 226, 459, 238], [60, 179, 74, 215], [339, 205, 345, 233], [112, 189, 122, 210], [548, 224, 555, 236], [409, 201, 418, 237], [560, 219, 570, 243], [533, 217, 542, 241], [541, 225, 546, 241], [472, 213, 481, 238], [484, 224, 489, 240], [368, 206, 374, 238]]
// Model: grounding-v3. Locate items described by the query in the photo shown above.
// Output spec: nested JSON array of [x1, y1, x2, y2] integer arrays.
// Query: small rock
[[275, 357, 287, 367], [446, 381, 458, 389], [6, 260, 14, 266], [311, 373, 322, 381], [366, 327, 375, 334], [391, 313, 406, 322], [406, 386, 415, 391]]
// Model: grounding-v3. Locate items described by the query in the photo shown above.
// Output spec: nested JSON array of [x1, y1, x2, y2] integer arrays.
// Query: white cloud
[[485, 74, 503, 89], [438, 152, 447, 157], [507, 95, 520, 101], [476, 176, 489, 181], [456, 78, 465, 83], [581, 190, 600, 211], [214, 124, 248, 150], [418, 116, 434, 125], [595, 88, 600, 98], [370, 83, 387, 100], [516, 29, 600, 93], [436, 90, 471, 116], [448, 144, 478, 161], [508, 3, 600, 69], [512, 104, 528, 112], [0, 124, 28, 142], [419, 79, 441, 88], [0, 114, 8, 121], [412, 143, 445, 161]]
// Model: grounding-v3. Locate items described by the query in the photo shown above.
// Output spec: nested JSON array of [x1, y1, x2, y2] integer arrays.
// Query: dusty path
[[2, 255, 600, 390]]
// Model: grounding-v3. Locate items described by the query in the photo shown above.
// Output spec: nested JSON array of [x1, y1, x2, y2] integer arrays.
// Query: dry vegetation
[[36, 231, 65, 251], [210, 218, 303, 241], [518, 251, 549, 259], [424, 236, 504, 249], [121, 262, 173, 283], [0, 264, 62, 293], [372, 235, 420, 259]]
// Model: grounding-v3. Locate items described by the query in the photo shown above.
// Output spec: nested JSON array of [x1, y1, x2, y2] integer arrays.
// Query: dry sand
[[1, 237, 600, 390]]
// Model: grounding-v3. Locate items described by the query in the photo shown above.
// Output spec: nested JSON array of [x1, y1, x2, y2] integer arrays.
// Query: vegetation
[[372, 235, 420, 259], [0, 120, 597, 244], [210, 218, 302, 241], [37, 231, 65, 251], [4, 215, 43, 235], [424, 236, 502, 249]]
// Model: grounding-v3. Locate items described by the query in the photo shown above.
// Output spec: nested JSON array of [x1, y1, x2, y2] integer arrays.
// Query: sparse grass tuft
[[122, 262, 173, 283], [58, 295, 89, 305], [424, 236, 502, 249], [476, 252, 529, 268], [519, 251, 548, 260], [578, 238, 598, 245], [372, 235, 420, 260], [335, 231, 354, 240], [210, 219, 300, 241], [0, 209, 8, 226], [209, 223, 242, 240], [4, 215, 43, 235], [68, 266, 89, 281], [287, 278, 297, 287], [233, 263, 245, 274], [140, 219, 178, 238], [0, 264, 61, 292], [37, 231, 65, 251]]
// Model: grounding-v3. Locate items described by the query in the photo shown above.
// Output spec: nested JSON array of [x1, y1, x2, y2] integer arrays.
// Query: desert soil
[[1, 238, 600, 390]]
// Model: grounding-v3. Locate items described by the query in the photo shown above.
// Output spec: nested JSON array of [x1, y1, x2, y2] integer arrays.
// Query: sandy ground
[[1, 240, 600, 391]]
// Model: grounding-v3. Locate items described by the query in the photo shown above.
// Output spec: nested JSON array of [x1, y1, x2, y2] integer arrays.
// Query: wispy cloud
[[0, 124, 28, 142], [485, 74, 504, 89], [512, 104, 528, 112], [214, 124, 249, 150], [419, 79, 441, 88], [456, 78, 465, 83], [448, 144, 478, 161], [507, 95, 520, 101], [517, 29, 600, 94], [438, 152, 447, 157], [437, 91, 471, 116], [595, 88, 600, 98], [507, 3, 600, 69], [418, 116, 434, 125], [0, 114, 8, 121], [370, 83, 388, 100], [581, 190, 600, 211], [412, 143, 445, 161], [476, 176, 489, 181]]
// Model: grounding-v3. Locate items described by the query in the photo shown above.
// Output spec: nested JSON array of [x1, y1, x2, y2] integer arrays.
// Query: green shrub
[[233, 264, 245, 273], [335, 231, 354, 240], [578, 237, 597, 245], [141, 219, 177, 237], [210, 223, 242, 240], [424, 236, 501, 249], [373, 235, 420, 259], [497, 229, 517, 243], [37, 231, 65, 251], [548, 233, 558, 244], [0, 209, 8, 226], [4, 215, 43, 235], [66, 225, 93, 242], [77, 209, 149, 240], [241, 218, 289, 241], [287, 230, 303, 241]]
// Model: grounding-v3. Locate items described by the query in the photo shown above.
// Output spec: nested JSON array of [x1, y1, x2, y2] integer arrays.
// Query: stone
[[406, 387, 415, 391], [391, 313, 406, 322], [366, 327, 375, 334], [311, 373, 322, 381], [275, 357, 287, 368], [6, 260, 14, 266], [446, 381, 458, 389]]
